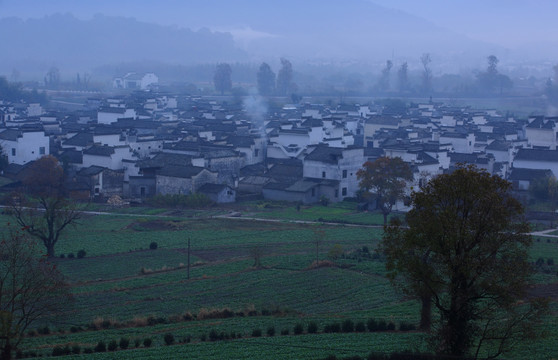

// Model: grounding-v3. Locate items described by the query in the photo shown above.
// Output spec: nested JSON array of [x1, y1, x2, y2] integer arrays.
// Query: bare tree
[[0, 226, 71, 359], [421, 53, 432, 93], [10, 156, 80, 258]]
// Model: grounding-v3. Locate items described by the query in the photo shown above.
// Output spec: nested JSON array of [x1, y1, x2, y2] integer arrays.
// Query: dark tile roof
[[63, 132, 93, 147], [304, 145, 344, 164], [83, 145, 115, 157], [58, 149, 83, 164], [157, 165, 207, 178], [485, 140, 510, 152], [198, 183, 230, 194], [137, 153, 192, 169], [77, 165, 105, 176], [0, 129, 21, 141], [509, 168, 553, 181], [514, 149, 558, 162]]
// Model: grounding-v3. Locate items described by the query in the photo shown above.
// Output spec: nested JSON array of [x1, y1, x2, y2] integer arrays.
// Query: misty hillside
[[0, 13, 247, 75], [0, 1, 506, 78], [167, 0, 504, 63]]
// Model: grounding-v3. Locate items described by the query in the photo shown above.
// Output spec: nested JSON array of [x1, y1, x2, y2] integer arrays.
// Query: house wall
[[1, 131, 49, 165], [101, 170, 124, 196], [93, 134, 122, 147], [156, 175, 193, 195], [128, 176, 156, 198], [513, 159, 558, 178], [525, 127, 556, 149], [191, 170, 218, 193]]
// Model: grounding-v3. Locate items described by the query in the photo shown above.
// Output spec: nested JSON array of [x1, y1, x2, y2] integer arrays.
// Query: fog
[[1, 0, 557, 82]]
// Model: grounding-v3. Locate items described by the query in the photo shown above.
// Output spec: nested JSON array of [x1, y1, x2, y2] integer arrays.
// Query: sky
[[1, 0, 557, 49]]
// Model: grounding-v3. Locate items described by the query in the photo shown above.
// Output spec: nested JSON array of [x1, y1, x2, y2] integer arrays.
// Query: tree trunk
[[419, 294, 432, 331], [1, 342, 12, 360], [46, 242, 55, 258]]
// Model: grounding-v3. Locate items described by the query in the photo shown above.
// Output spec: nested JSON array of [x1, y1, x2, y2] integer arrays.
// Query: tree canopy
[[382, 165, 547, 358], [213, 63, 232, 95], [256, 62, 275, 96], [11, 156, 80, 258], [276, 58, 293, 96], [0, 226, 71, 359], [356, 156, 413, 225]]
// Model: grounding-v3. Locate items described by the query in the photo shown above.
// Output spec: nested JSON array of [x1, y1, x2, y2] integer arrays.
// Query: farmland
[[3, 202, 558, 359]]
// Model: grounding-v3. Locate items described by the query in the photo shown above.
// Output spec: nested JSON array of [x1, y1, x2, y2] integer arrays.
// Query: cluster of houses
[[0, 91, 556, 206]]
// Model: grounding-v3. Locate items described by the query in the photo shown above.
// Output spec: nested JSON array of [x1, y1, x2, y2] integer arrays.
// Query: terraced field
[[1, 203, 557, 359]]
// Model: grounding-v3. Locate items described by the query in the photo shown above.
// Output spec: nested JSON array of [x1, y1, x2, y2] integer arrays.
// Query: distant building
[[113, 73, 158, 90]]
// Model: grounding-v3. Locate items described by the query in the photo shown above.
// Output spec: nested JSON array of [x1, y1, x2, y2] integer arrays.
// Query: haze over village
[[0, 1, 558, 359]]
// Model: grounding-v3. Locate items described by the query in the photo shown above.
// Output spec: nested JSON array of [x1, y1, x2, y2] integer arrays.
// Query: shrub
[[267, 326, 275, 336], [134, 339, 141, 348], [251, 328, 262, 337], [67, 252, 75, 259], [149, 242, 158, 250], [70, 326, 81, 333], [293, 323, 304, 335], [94, 341, 106, 352], [324, 322, 341, 333], [107, 340, 118, 351], [209, 329, 221, 341], [386, 322, 396, 331], [342, 319, 354, 332], [59, 253, 65, 259], [38, 326, 50, 335], [355, 321, 366, 332], [548, 258, 555, 266], [200, 334, 207, 342], [377, 319, 387, 331], [77, 249, 86, 259], [307, 322, 318, 334], [72, 345, 81, 354], [399, 322, 417, 331], [164, 333, 175, 345], [280, 328, 290, 335], [143, 338, 152, 348], [84, 348, 93, 354], [52, 346, 65, 356], [119, 337, 130, 350]]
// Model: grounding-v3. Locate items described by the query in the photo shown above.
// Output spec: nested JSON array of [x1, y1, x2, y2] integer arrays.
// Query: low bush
[[67, 252, 75, 259], [94, 341, 106, 352], [293, 323, 304, 335], [324, 322, 341, 333], [251, 328, 262, 337], [307, 322, 318, 334], [119, 337, 130, 350], [267, 326, 275, 336], [143, 338, 152, 348], [149, 242, 158, 250], [355, 321, 366, 332], [107, 340, 118, 351], [72, 345, 81, 354], [342, 319, 354, 333], [77, 249, 86, 259], [164, 333, 175, 345], [280, 328, 290, 335]]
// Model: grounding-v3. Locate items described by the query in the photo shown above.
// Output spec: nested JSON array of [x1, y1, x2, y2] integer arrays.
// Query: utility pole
[[187, 238, 191, 280]]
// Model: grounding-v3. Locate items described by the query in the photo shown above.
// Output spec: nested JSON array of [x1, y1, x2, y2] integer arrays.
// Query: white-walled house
[[82, 145, 136, 170], [113, 73, 158, 90], [303, 145, 365, 200], [97, 108, 136, 124], [523, 116, 557, 149], [513, 148, 558, 178], [439, 132, 475, 153], [0, 130, 49, 165]]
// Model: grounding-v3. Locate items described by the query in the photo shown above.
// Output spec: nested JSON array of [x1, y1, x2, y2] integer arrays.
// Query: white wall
[[1, 132, 49, 165]]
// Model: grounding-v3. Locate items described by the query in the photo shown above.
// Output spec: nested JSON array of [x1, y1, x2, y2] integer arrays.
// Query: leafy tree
[[377, 60, 393, 92], [256, 62, 275, 96], [397, 61, 409, 93], [420, 53, 432, 93], [477, 55, 512, 94], [276, 58, 293, 96], [10, 155, 81, 257], [213, 63, 232, 95], [529, 174, 558, 227], [382, 165, 547, 358], [0, 226, 71, 359], [357, 157, 413, 225]]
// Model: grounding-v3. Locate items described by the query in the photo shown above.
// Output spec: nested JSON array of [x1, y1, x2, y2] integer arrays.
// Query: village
[[0, 77, 555, 209]]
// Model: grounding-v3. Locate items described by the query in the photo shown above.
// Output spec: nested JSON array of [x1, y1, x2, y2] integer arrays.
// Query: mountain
[[0, 13, 247, 76]]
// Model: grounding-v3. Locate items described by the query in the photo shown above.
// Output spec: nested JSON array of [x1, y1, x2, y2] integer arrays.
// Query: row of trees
[[358, 158, 547, 358], [213, 58, 296, 96], [377, 54, 511, 95]]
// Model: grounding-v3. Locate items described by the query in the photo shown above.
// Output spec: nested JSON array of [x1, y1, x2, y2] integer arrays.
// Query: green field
[[2, 203, 558, 359]]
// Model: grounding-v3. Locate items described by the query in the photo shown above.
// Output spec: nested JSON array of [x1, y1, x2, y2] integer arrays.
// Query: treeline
[[0, 77, 47, 104]]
